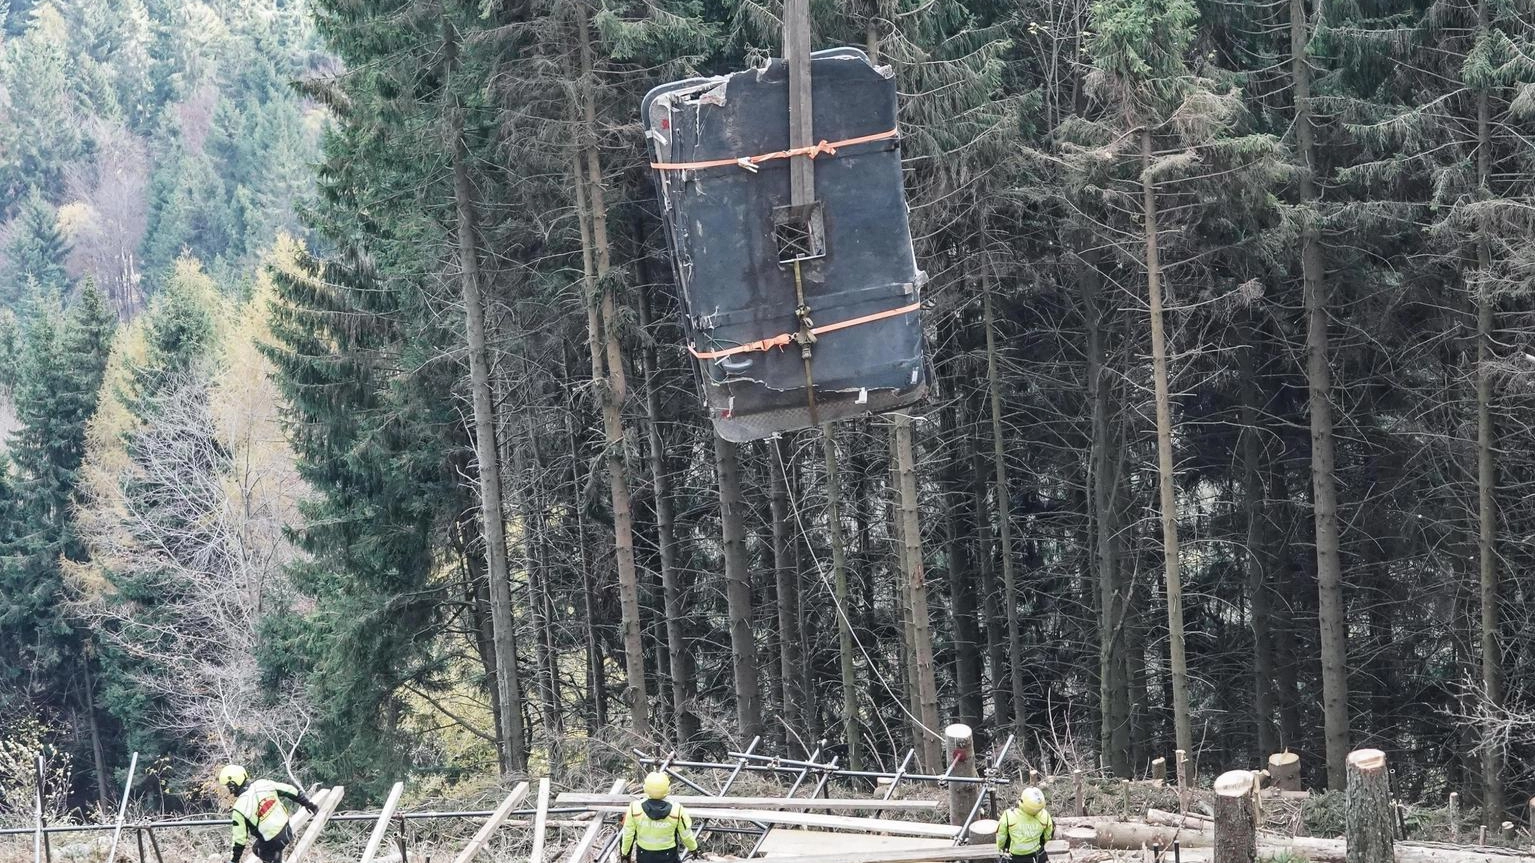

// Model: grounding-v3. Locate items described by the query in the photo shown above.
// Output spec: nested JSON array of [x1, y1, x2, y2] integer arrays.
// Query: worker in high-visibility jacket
[[996, 787, 1054, 863], [619, 772, 699, 863], [220, 765, 319, 863]]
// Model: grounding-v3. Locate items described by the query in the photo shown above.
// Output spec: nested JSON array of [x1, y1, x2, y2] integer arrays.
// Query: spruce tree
[[4, 188, 71, 306]]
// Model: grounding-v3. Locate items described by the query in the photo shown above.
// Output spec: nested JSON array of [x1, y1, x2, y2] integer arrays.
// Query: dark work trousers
[[636, 847, 682, 863]]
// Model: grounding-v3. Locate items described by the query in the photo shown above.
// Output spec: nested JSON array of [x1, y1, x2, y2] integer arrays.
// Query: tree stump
[[1346, 749, 1394, 863], [1074, 770, 1086, 817], [1214, 771, 1257, 863], [1152, 758, 1168, 786], [1268, 753, 1301, 792], [945, 724, 979, 827], [1450, 793, 1460, 844]]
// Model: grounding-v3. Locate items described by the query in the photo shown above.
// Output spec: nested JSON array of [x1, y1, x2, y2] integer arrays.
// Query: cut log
[[360, 782, 404, 863], [1269, 753, 1301, 793], [1260, 789, 1310, 801], [1148, 809, 1213, 831], [577, 807, 959, 839], [452, 782, 531, 863], [288, 786, 345, 863], [1214, 771, 1256, 863], [967, 819, 998, 843], [1346, 749, 1393, 863], [945, 724, 979, 828], [565, 779, 626, 863], [555, 794, 939, 811]]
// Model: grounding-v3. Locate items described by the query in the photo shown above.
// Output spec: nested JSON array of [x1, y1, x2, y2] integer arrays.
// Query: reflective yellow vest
[[620, 800, 698, 854], [996, 806, 1054, 856], [231, 780, 299, 846]]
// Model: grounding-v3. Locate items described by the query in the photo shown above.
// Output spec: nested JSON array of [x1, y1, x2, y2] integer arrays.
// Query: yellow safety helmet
[[1018, 786, 1046, 815], [218, 764, 249, 791], [643, 772, 671, 800]]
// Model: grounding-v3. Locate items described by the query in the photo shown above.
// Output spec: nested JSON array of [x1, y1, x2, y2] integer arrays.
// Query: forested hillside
[[0, 0, 322, 810], [3, 0, 1535, 831]]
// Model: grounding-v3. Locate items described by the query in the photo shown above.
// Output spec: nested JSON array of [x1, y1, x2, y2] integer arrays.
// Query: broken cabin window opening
[[772, 201, 826, 264]]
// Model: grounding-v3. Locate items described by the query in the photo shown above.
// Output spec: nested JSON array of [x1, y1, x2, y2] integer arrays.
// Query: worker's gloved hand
[[306, 800, 319, 813]]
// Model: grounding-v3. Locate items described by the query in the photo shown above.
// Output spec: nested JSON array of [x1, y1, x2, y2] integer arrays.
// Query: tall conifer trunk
[[1473, 0, 1502, 816], [572, 0, 648, 739], [1141, 127, 1193, 765], [1290, 0, 1349, 788], [715, 434, 764, 740], [982, 273, 1026, 742], [447, 38, 525, 769]]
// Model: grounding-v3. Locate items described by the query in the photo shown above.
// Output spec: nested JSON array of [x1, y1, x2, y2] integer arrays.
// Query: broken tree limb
[[566, 780, 626, 863], [360, 781, 404, 863], [1268, 753, 1301, 792], [555, 795, 939, 811], [530, 779, 552, 863], [452, 782, 531, 863], [576, 808, 959, 838], [1346, 749, 1393, 863], [1214, 770, 1257, 863], [288, 785, 345, 863]]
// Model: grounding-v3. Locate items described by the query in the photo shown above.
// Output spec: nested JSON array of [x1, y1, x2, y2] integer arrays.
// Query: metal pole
[[33, 755, 43, 863], [746, 742, 826, 858], [106, 752, 139, 863]]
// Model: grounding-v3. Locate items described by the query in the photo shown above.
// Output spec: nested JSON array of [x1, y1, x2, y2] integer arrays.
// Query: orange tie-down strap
[[651, 128, 899, 172], [688, 301, 921, 361]]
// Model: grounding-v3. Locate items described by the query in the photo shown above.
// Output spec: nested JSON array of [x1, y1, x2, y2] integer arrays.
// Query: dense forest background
[[2, 0, 1535, 831]]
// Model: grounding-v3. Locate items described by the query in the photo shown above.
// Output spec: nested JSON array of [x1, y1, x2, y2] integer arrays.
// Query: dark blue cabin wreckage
[[642, 48, 929, 443]]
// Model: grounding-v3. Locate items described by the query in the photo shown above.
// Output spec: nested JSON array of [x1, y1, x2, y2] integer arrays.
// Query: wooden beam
[[556, 795, 939, 811], [452, 783, 531, 863], [360, 782, 404, 863], [575, 808, 958, 838], [529, 779, 552, 863], [755, 844, 997, 863], [288, 786, 345, 863], [288, 786, 327, 835], [566, 780, 626, 863]]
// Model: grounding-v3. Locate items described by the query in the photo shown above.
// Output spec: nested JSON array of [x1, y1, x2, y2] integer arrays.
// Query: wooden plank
[[784, 0, 814, 203], [451, 782, 531, 863], [759, 830, 952, 856], [360, 782, 404, 863], [558, 793, 933, 809], [529, 779, 552, 863], [566, 779, 626, 863], [288, 785, 326, 835], [747, 843, 997, 863], [576, 807, 958, 839], [288, 785, 345, 863]]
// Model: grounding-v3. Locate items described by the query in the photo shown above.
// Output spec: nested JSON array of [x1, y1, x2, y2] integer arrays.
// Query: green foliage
[[1087, 0, 1200, 117], [0, 3, 86, 206], [3, 188, 71, 305]]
